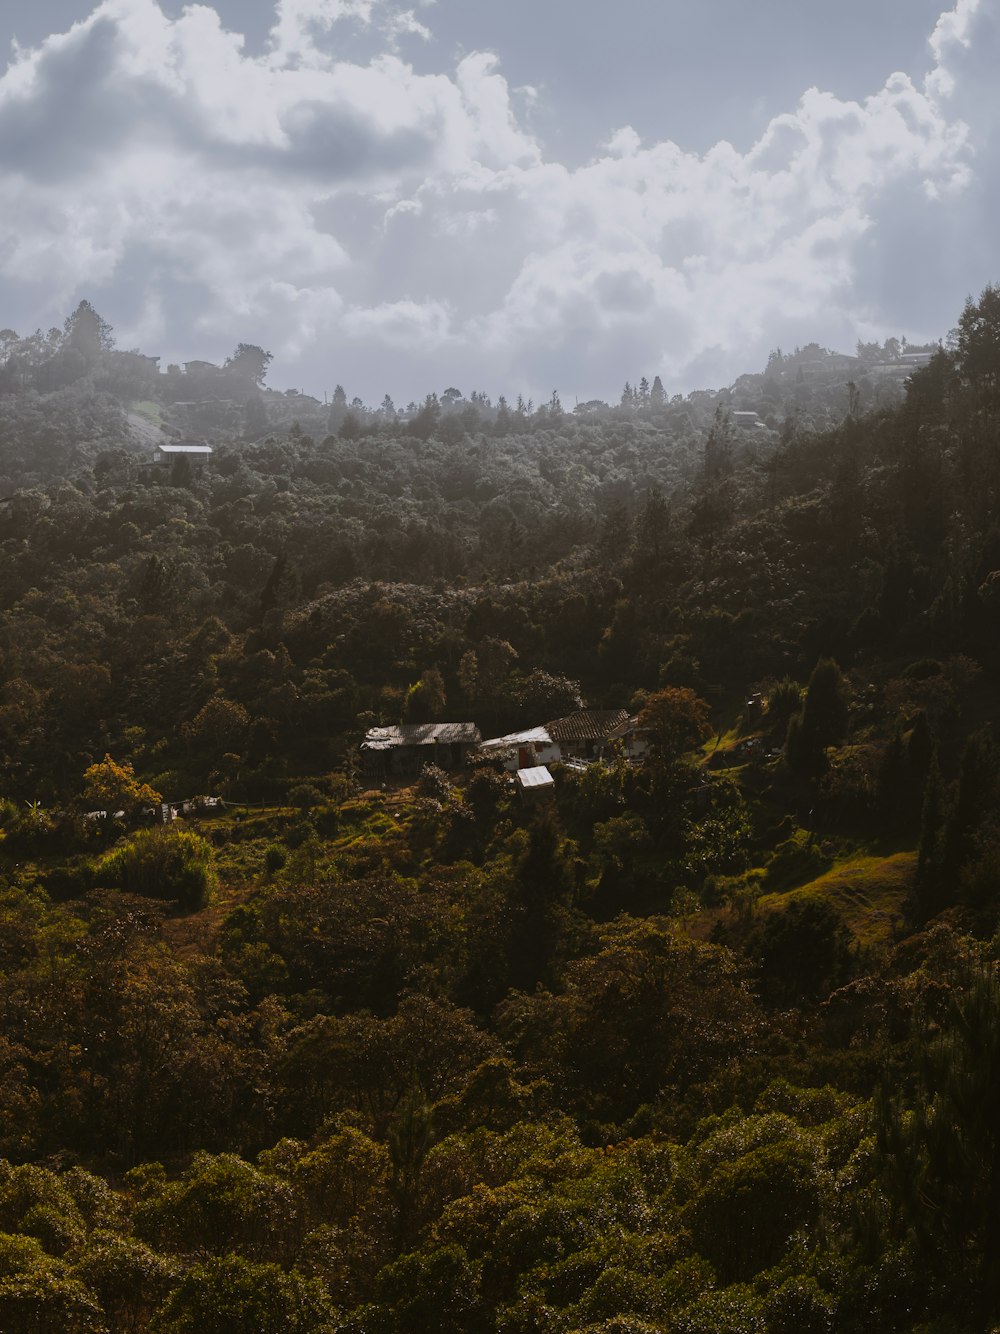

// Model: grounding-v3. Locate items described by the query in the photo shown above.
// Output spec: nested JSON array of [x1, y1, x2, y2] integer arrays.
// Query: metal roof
[[157, 443, 214, 455], [362, 722, 481, 749], [480, 726, 553, 751], [516, 765, 555, 789], [545, 709, 629, 743]]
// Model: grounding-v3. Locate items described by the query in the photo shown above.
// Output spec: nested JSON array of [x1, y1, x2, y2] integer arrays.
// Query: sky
[[0, 0, 996, 405]]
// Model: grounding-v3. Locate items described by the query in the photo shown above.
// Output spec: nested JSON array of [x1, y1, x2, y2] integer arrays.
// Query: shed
[[154, 441, 214, 462], [515, 765, 555, 799]]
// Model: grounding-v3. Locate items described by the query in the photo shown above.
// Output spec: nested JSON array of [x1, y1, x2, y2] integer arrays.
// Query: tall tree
[[224, 343, 273, 386], [63, 299, 114, 367]]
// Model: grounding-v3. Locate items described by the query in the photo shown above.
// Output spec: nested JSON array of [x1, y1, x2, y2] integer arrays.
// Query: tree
[[409, 394, 440, 441], [785, 659, 848, 776], [912, 753, 948, 922], [63, 300, 114, 366], [182, 697, 252, 756], [150, 1256, 334, 1334], [74, 1233, 178, 1331], [405, 668, 447, 723], [955, 283, 1000, 404], [327, 384, 348, 432], [259, 552, 289, 620], [499, 917, 758, 1122], [224, 344, 273, 387], [744, 898, 852, 1005], [243, 395, 269, 439], [875, 965, 1000, 1325], [339, 410, 363, 441], [634, 487, 670, 568], [942, 726, 997, 881], [82, 755, 160, 818], [650, 375, 666, 408], [638, 686, 712, 768]]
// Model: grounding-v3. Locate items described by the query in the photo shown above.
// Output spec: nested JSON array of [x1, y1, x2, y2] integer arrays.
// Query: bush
[[97, 829, 217, 912], [288, 784, 324, 815], [417, 764, 453, 802], [263, 844, 287, 875], [765, 679, 802, 722], [763, 837, 828, 891]]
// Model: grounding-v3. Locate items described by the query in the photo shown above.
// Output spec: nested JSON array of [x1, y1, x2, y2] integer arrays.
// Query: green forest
[[0, 290, 998, 1330]]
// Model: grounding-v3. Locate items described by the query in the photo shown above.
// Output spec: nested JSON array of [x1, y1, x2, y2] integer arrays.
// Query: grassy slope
[[756, 849, 916, 947]]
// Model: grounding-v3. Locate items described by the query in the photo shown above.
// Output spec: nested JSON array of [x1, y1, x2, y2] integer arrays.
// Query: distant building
[[732, 410, 766, 430], [361, 722, 482, 778], [153, 441, 213, 463]]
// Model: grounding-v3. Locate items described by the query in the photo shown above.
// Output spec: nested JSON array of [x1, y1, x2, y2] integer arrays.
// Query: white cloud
[[0, 0, 995, 402]]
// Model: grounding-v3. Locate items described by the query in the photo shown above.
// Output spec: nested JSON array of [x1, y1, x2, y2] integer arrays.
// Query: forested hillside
[[0, 292, 997, 1330]]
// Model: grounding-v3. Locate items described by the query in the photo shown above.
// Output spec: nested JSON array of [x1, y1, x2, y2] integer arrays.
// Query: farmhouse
[[479, 709, 639, 771], [545, 709, 630, 761], [478, 725, 561, 773], [605, 715, 651, 760]]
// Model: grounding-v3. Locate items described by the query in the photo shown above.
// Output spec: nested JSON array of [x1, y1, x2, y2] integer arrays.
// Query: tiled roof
[[545, 709, 629, 742], [606, 715, 645, 741]]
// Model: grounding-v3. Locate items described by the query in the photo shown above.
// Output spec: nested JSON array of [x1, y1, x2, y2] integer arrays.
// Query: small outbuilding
[[515, 765, 555, 800], [153, 441, 214, 463]]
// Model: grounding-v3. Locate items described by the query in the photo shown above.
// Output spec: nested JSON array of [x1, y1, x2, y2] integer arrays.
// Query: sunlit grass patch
[[756, 851, 916, 947]]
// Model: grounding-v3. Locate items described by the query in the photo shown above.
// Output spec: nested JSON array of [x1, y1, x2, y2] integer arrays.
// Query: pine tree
[[912, 752, 948, 921]]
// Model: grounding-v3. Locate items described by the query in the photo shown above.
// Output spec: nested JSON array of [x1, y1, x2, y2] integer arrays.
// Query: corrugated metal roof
[[480, 726, 553, 751], [516, 765, 554, 789], [362, 722, 481, 748], [546, 710, 629, 742], [157, 443, 214, 455]]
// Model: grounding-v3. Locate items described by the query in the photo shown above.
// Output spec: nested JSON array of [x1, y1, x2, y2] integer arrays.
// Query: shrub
[[97, 829, 217, 912], [765, 678, 802, 722], [263, 844, 287, 875], [417, 764, 453, 802]]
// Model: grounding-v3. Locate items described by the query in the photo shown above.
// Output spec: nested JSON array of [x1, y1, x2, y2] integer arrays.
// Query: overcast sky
[[0, 0, 996, 405]]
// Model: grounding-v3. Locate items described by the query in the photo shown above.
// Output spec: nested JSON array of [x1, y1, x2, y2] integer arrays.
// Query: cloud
[[0, 0, 995, 402]]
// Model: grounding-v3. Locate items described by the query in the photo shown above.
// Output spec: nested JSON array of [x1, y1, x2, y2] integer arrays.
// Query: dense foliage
[[0, 293, 997, 1328]]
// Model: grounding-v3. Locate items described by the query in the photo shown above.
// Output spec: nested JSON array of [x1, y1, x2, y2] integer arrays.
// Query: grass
[[130, 399, 164, 424], [756, 850, 916, 947]]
